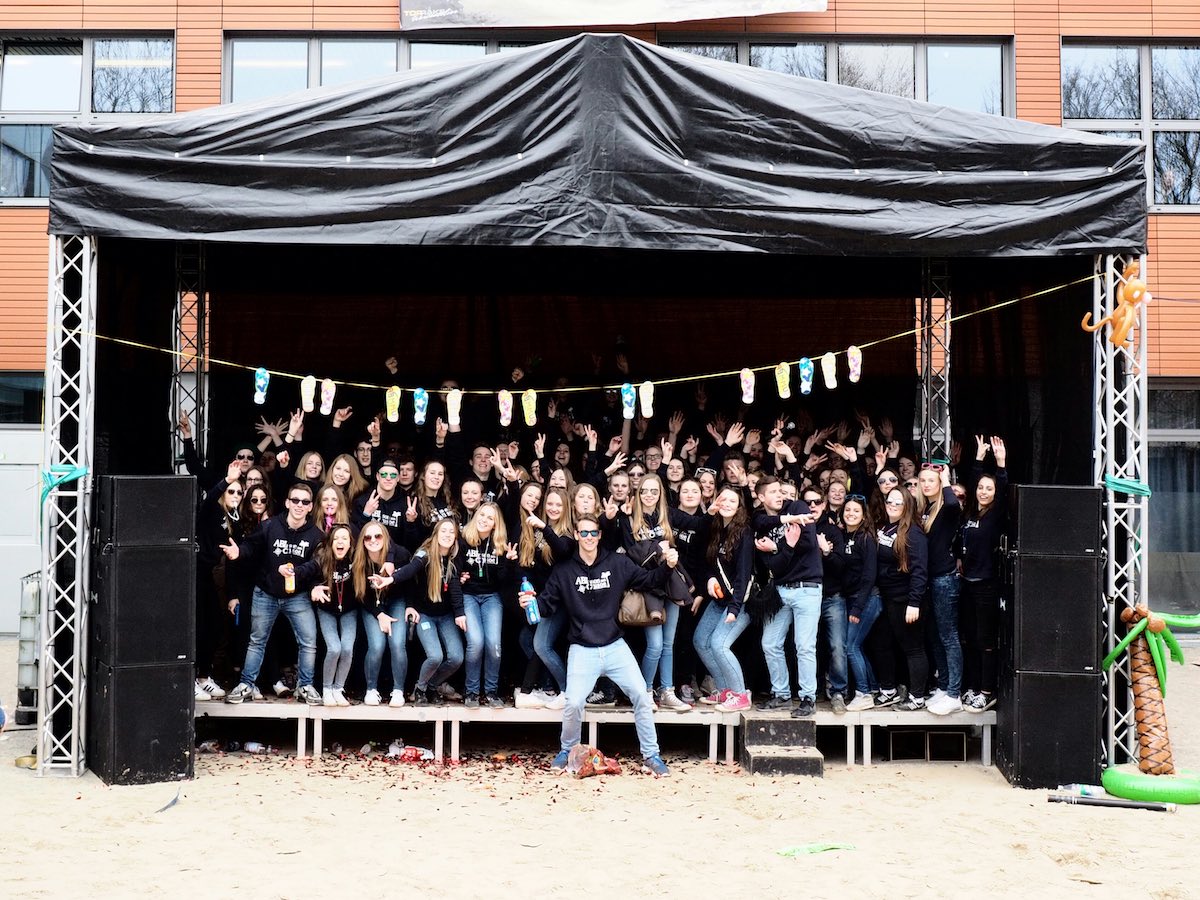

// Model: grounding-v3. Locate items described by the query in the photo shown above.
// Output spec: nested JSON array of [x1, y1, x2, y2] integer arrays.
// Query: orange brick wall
[[2, 0, 1199, 376]]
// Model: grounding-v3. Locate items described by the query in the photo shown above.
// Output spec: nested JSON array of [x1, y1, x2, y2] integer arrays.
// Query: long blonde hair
[[629, 473, 673, 545], [296, 450, 325, 482], [420, 518, 459, 603], [351, 522, 391, 599], [919, 472, 946, 533], [461, 501, 509, 553], [520, 487, 573, 567], [312, 485, 351, 533], [324, 453, 369, 502]]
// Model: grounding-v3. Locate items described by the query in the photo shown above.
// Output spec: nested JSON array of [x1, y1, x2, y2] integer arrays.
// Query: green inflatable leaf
[[1102, 617, 1148, 671]]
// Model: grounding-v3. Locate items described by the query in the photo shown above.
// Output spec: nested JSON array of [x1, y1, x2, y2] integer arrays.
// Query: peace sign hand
[[405, 495, 418, 522]]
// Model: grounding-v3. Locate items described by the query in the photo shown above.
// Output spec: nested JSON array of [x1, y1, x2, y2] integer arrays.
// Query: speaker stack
[[88, 475, 197, 785], [996, 485, 1104, 789]]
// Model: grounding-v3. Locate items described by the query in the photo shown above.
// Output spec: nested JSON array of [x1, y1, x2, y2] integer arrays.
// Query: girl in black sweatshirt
[[872, 488, 929, 710], [919, 462, 964, 714], [195, 463, 245, 701], [456, 501, 516, 708], [840, 495, 881, 712], [958, 436, 1008, 712], [304, 525, 360, 707], [401, 518, 466, 706]]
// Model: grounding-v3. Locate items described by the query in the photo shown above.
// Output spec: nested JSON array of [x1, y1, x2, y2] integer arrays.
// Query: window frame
[[0, 32, 176, 206], [1061, 40, 1200, 214]]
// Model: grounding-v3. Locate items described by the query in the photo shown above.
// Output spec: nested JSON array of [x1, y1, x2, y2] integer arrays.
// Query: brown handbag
[[618, 590, 665, 627]]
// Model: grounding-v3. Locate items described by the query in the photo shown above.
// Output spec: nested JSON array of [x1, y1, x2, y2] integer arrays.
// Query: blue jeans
[[382, 600, 411, 692], [240, 587, 317, 689], [533, 605, 568, 691], [692, 603, 750, 692], [821, 594, 849, 697], [463, 592, 503, 696], [761, 583, 822, 701], [358, 608, 387, 692], [929, 574, 963, 697], [846, 591, 882, 695], [561, 640, 658, 758], [640, 602, 681, 690], [414, 613, 465, 690], [316, 607, 358, 690]]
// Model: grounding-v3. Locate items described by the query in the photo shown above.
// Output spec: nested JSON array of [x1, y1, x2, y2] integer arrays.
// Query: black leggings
[[960, 578, 1000, 694], [869, 599, 928, 697]]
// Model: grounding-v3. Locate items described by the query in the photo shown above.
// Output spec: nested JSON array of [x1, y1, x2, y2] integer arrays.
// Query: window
[[1149, 386, 1200, 617], [92, 38, 174, 113], [0, 36, 174, 200], [838, 43, 915, 98], [0, 372, 44, 424], [749, 43, 825, 79], [661, 43, 738, 64], [231, 41, 308, 103], [927, 44, 1002, 115], [1063, 43, 1200, 208], [320, 41, 397, 87], [409, 42, 487, 69], [0, 40, 82, 112]]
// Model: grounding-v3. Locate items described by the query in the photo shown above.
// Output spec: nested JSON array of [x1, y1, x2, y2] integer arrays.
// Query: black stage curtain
[[93, 240, 1095, 483]]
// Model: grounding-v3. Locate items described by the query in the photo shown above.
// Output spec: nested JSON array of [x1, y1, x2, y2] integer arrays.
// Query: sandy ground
[[2, 635, 1198, 898]]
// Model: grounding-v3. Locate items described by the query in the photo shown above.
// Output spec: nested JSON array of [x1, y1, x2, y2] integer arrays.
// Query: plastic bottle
[[197, 740, 221, 753], [284, 566, 296, 594], [244, 741, 273, 754], [387, 740, 405, 758], [1057, 783, 1109, 797], [398, 746, 435, 762], [521, 577, 540, 625]]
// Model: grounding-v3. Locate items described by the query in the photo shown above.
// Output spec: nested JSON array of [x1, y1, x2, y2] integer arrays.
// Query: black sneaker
[[791, 697, 816, 718], [486, 693, 504, 709], [898, 695, 926, 711], [464, 693, 480, 709], [585, 690, 616, 709], [411, 688, 429, 707], [874, 689, 900, 708], [830, 693, 847, 715], [756, 695, 791, 711], [429, 687, 447, 707]]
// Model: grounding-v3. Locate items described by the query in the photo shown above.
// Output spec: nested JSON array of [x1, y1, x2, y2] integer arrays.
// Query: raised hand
[[805, 451, 828, 470], [364, 490, 380, 516], [857, 424, 874, 452], [385, 356, 399, 375], [505, 545, 518, 561], [606, 434, 623, 456], [975, 434, 991, 460], [435, 417, 448, 444], [887, 440, 900, 458], [604, 451, 627, 476], [312, 585, 330, 604], [836, 421, 851, 443], [287, 408, 304, 438], [991, 436, 1007, 466], [682, 435, 699, 457], [615, 352, 629, 375], [724, 421, 746, 448], [534, 433, 547, 458], [276, 449, 290, 469], [879, 417, 894, 442], [584, 424, 598, 451], [694, 383, 708, 410], [603, 495, 619, 520], [526, 513, 546, 530], [367, 416, 380, 441], [405, 495, 418, 522], [950, 440, 962, 467], [705, 422, 723, 445], [744, 428, 761, 450], [333, 406, 353, 425], [660, 437, 673, 461], [178, 409, 192, 440], [668, 411, 685, 436], [546, 398, 558, 420], [226, 461, 243, 482]]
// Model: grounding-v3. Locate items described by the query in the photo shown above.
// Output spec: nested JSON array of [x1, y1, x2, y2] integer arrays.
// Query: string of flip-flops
[[76, 272, 1098, 427]]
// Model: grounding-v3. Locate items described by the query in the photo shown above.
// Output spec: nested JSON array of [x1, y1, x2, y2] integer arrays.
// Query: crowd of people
[[183, 372, 1010, 775]]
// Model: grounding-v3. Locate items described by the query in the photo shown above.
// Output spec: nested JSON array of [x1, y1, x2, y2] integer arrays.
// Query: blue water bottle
[[521, 576, 540, 625]]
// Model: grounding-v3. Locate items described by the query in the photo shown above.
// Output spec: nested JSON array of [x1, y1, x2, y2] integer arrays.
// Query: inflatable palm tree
[[1102, 604, 1200, 774]]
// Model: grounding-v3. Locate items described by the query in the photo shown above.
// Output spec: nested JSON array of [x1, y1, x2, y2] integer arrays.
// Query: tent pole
[[919, 259, 952, 462], [38, 234, 97, 777], [1096, 252, 1149, 768], [171, 242, 208, 472]]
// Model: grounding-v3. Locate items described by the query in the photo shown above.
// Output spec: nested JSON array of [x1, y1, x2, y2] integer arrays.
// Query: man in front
[[222, 482, 325, 705], [526, 515, 679, 777]]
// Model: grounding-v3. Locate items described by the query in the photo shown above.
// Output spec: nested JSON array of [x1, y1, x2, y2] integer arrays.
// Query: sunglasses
[[364, 533, 385, 542], [250, 496, 268, 504], [885, 500, 904, 507], [226, 489, 244, 496], [877, 475, 898, 484], [288, 497, 313, 506], [640, 488, 660, 494], [921, 462, 947, 471], [577, 529, 601, 538], [847, 493, 867, 503], [236, 453, 255, 461], [905, 480, 919, 488], [378, 472, 399, 480]]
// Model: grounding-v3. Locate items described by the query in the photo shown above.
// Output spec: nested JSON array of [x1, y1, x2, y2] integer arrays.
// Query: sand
[[2, 635, 1198, 898]]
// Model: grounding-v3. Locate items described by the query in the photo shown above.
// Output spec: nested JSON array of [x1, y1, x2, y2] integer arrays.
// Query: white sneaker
[[195, 683, 212, 702], [657, 688, 692, 712], [333, 688, 351, 707], [514, 689, 544, 709], [196, 677, 226, 700], [251, 685, 264, 702], [927, 693, 963, 716], [845, 691, 875, 712], [322, 689, 338, 707], [363, 689, 382, 707], [389, 690, 406, 708], [540, 691, 567, 710], [273, 680, 291, 698]]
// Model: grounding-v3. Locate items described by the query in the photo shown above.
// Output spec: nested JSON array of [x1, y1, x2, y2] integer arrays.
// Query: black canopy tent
[[47, 32, 1146, 483]]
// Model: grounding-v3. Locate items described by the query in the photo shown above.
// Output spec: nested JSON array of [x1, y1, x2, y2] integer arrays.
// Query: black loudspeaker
[[996, 670, 1102, 789], [92, 544, 196, 667], [88, 660, 194, 785], [97, 475, 196, 547], [1006, 555, 1103, 674], [1007, 485, 1102, 557]]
